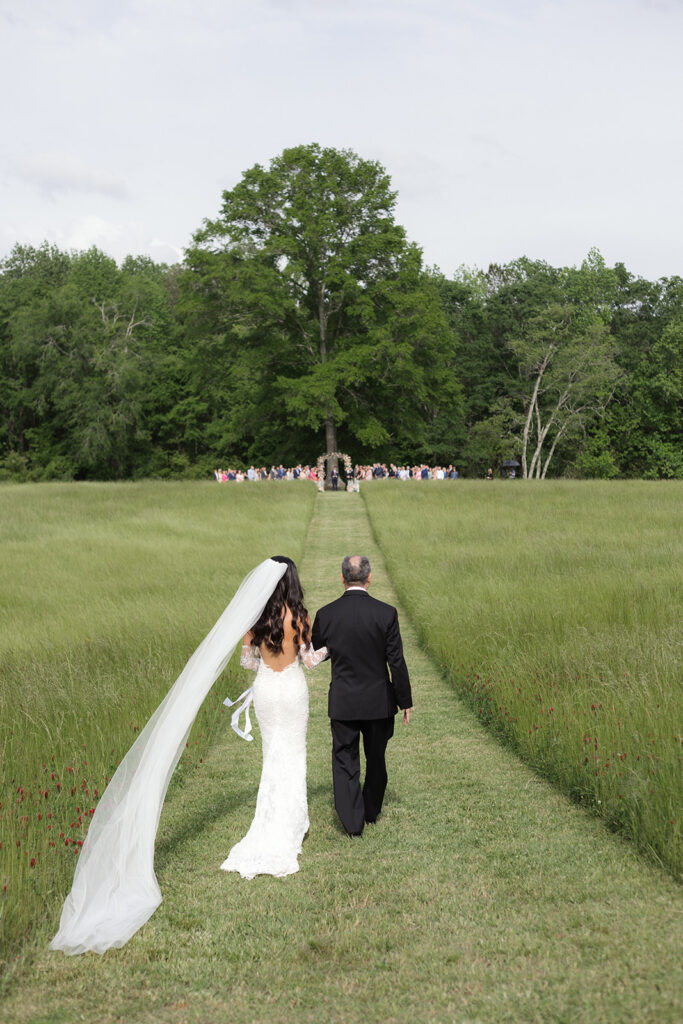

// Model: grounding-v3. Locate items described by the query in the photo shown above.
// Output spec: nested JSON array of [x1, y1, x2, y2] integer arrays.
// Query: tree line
[[1, 144, 681, 482]]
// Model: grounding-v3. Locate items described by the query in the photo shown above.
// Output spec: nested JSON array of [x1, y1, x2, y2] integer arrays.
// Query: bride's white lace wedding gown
[[221, 642, 327, 879]]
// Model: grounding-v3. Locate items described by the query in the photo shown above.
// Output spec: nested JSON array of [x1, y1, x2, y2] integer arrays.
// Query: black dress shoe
[[349, 831, 363, 838]]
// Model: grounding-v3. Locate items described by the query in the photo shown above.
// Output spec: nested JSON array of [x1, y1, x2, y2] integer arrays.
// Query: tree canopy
[[181, 144, 461, 464], [0, 145, 680, 481]]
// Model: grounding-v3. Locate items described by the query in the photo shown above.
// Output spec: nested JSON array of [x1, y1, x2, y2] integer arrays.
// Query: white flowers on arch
[[315, 452, 359, 492]]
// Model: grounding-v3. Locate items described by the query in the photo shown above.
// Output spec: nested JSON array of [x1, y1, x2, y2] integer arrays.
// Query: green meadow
[[0, 482, 315, 968], [1, 482, 681, 1023], [363, 479, 682, 877]]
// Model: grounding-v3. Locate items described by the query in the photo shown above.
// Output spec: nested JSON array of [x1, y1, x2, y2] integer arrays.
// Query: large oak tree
[[182, 143, 460, 464]]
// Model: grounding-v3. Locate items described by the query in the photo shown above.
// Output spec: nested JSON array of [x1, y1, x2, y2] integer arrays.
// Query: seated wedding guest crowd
[[213, 463, 460, 481], [214, 465, 320, 482]]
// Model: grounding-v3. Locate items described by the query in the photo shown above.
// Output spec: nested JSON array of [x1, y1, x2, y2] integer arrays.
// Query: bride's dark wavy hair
[[251, 555, 311, 654]]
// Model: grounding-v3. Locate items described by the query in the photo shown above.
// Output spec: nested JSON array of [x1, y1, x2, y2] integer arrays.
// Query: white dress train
[[221, 643, 326, 879], [49, 559, 289, 955]]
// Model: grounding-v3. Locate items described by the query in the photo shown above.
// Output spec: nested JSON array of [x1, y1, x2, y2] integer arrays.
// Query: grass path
[[1, 493, 681, 1023]]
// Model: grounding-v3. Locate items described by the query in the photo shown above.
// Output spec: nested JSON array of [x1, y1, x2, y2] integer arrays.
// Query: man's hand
[[403, 707, 411, 726]]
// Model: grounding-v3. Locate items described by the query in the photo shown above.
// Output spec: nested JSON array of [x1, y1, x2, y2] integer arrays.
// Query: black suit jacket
[[311, 590, 412, 720]]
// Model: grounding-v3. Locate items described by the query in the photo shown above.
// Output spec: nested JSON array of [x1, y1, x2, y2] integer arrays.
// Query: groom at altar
[[312, 556, 413, 836]]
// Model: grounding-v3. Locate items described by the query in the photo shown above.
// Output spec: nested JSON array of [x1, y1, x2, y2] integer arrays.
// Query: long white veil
[[49, 557, 288, 955]]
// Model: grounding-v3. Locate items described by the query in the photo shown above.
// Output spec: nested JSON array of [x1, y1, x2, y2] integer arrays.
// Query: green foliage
[[574, 429, 620, 478], [606, 271, 683, 478], [1, 163, 681, 479], [182, 144, 462, 463], [437, 253, 682, 478], [0, 244, 177, 479], [439, 254, 622, 478]]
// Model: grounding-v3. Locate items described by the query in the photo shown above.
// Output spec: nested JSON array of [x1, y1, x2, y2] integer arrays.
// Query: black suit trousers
[[330, 716, 395, 835]]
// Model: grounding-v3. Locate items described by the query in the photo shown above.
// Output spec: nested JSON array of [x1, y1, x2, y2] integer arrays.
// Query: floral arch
[[315, 451, 359, 492]]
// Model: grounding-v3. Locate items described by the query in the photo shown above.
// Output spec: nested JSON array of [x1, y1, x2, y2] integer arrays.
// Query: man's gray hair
[[342, 555, 371, 585]]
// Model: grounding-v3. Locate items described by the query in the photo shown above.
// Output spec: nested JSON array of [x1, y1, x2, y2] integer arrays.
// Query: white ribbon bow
[[223, 687, 255, 741]]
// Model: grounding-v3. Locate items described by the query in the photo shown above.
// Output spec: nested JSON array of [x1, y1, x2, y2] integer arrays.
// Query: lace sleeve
[[240, 644, 261, 672], [299, 643, 328, 669]]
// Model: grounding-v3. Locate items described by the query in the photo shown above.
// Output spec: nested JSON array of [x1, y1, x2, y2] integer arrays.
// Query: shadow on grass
[[307, 781, 404, 837], [155, 784, 255, 869], [155, 775, 404, 862]]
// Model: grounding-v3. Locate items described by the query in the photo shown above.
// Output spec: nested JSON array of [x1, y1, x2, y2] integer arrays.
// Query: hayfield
[[0, 481, 315, 968], [362, 479, 682, 876]]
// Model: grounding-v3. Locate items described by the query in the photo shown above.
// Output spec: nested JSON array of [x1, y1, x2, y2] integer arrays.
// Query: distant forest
[[1, 145, 681, 481]]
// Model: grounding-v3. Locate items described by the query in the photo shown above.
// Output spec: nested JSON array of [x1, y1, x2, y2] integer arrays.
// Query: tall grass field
[[362, 480, 682, 878], [0, 481, 315, 972], [1, 483, 681, 1023]]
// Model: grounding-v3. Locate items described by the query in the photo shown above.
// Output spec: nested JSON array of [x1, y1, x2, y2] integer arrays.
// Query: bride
[[50, 556, 326, 956], [222, 555, 327, 878]]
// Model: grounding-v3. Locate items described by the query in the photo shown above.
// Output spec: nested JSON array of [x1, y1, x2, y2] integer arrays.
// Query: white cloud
[[10, 153, 128, 200], [58, 215, 126, 252], [148, 238, 184, 264], [0, 0, 682, 278]]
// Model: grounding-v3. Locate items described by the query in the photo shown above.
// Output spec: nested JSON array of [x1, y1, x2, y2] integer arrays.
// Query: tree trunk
[[540, 419, 570, 479], [325, 416, 337, 457], [521, 399, 532, 479], [528, 397, 544, 478], [319, 287, 338, 479], [521, 349, 552, 478], [322, 417, 338, 489], [530, 383, 571, 478]]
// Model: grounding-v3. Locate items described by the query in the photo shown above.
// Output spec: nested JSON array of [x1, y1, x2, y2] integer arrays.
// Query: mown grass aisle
[[1, 491, 681, 1024]]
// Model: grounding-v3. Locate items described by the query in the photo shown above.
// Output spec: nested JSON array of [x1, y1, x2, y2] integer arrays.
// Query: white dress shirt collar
[[344, 586, 369, 593]]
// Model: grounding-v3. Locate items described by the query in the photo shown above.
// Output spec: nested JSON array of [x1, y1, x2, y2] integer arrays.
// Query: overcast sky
[[1, 0, 682, 279]]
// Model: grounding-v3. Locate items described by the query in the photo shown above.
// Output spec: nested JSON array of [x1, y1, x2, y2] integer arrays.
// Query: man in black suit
[[311, 555, 412, 836]]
